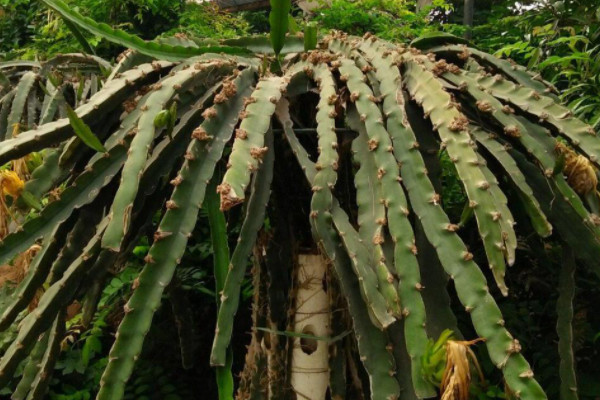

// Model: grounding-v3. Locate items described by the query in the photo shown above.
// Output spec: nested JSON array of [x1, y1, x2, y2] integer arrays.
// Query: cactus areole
[[0, 5, 598, 398]]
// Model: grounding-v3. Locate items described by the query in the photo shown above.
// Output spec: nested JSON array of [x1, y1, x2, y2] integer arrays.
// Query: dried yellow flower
[[0, 171, 24, 198], [440, 339, 485, 400], [555, 142, 598, 195]]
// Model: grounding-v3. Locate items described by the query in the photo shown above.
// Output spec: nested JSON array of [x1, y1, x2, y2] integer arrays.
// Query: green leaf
[[20, 190, 42, 211], [81, 335, 101, 367], [553, 152, 566, 175], [153, 110, 170, 128], [269, 0, 291, 55], [304, 22, 318, 52], [204, 176, 234, 400], [40, 0, 249, 61], [410, 31, 469, 50], [288, 15, 300, 34], [0, 71, 8, 88], [65, 104, 106, 153], [221, 36, 304, 54], [62, 18, 96, 55], [458, 200, 474, 227]]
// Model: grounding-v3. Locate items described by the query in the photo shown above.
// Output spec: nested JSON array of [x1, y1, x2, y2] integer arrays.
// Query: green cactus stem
[[97, 68, 256, 400], [0, 61, 173, 164], [5, 71, 37, 140], [218, 76, 285, 211], [279, 112, 401, 400], [210, 128, 274, 366], [557, 246, 579, 400], [470, 128, 552, 237], [404, 55, 512, 295], [24, 311, 65, 400], [0, 217, 75, 331], [0, 218, 106, 388], [275, 97, 395, 330], [102, 59, 236, 251]]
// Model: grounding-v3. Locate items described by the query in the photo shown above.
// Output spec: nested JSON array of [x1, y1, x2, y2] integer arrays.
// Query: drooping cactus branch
[[0, 6, 597, 398]]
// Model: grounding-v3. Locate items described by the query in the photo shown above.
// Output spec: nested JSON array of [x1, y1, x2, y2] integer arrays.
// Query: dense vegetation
[[0, 0, 598, 399]]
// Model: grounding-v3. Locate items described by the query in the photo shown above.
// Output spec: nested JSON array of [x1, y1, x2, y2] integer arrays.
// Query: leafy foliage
[[0, 0, 250, 60], [476, 1, 600, 131], [313, 0, 453, 41]]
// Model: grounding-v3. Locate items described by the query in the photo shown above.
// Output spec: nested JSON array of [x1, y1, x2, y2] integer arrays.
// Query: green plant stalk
[[62, 18, 96, 55], [509, 148, 600, 281], [404, 56, 511, 295], [138, 82, 223, 197], [352, 37, 546, 399], [0, 218, 106, 387], [25, 311, 66, 400], [38, 53, 111, 77], [218, 77, 284, 210], [409, 32, 469, 51], [303, 23, 318, 52], [0, 72, 7, 88], [557, 246, 579, 400], [47, 206, 103, 284], [295, 62, 345, 399], [22, 87, 154, 209], [218, 36, 304, 55], [0, 60, 172, 165], [0, 90, 16, 140], [344, 64, 433, 396], [435, 65, 578, 234], [26, 88, 38, 129], [269, 0, 291, 55], [11, 330, 51, 400], [469, 128, 551, 237], [404, 99, 460, 339], [414, 221, 461, 339], [5, 71, 37, 140], [417, 53, 520, 272], [97, 68, 256, 400], [0, 217, 75, 331], [425, 45, 553, 95], [279, 113, 401, 400], [102, 60, 235, 251], [20, 146, 65, 202], [107, 51, 153, 81], [475, 151, 518, 261], [205, 176, 234, 400], [275, 93, 395, 330], [347, 110, 402, 319], [81, 271, 108, 327], [0, 130, 133, 267], [64, 103, 106, 152], [464, 69, 600, 167], [277, 63, 340, 306], [336, 40, 436, 397], [387, 320, 420, 400], [508, 115, 600, 245], [211, 128, 274, 366], [21, 88, 152, 208]]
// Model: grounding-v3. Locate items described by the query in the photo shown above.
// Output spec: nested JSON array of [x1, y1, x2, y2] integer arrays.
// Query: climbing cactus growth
[[0, 3, 597, 399]]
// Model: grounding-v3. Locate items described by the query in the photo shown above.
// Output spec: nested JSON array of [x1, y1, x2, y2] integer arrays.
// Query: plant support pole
[[290, 254, 330, 400]]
